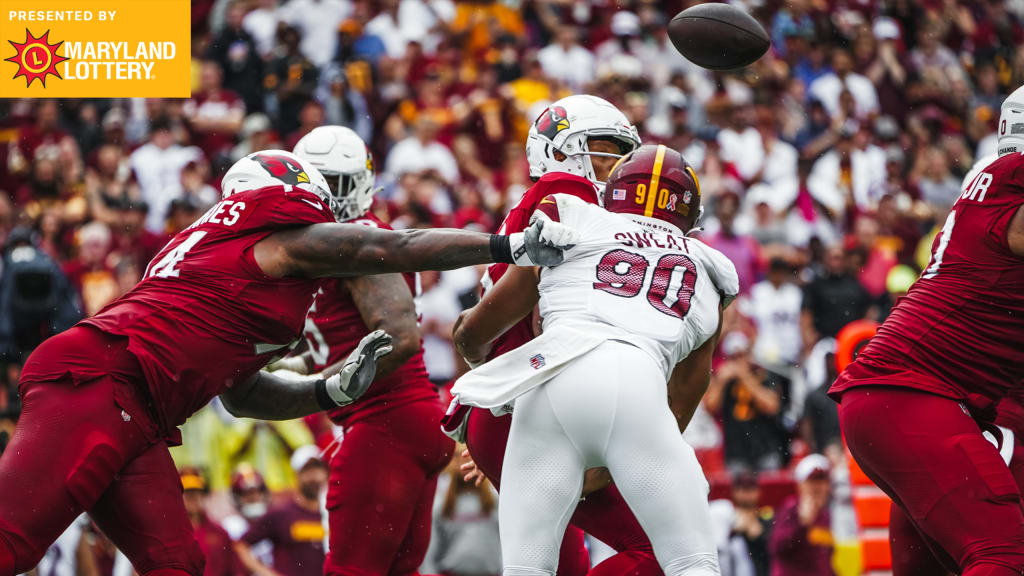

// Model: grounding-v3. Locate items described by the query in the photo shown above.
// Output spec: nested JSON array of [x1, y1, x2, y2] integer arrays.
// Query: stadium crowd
[[2, 0, 1022, 574]]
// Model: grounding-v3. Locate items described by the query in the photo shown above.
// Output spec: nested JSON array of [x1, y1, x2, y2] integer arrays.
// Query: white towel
[[451, 323, 608, 413]]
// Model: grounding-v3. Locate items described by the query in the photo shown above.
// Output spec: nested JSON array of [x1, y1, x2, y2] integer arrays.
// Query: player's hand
[[323, 330, 393, 406], [266, 355, 309, 374], [460, 449, 486, 487], [581, 467, 613, 497], [511, 219, 580, 267]]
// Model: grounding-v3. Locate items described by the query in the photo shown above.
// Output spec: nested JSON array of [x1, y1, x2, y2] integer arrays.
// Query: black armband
[[490, 234, 513, 264], [314, 378, 334, 411]]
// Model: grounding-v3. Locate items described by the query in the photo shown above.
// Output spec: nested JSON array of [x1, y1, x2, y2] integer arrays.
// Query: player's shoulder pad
[[690, 237, 740, 307], [533, 172, 600, 204], [257, 185, 335, 226]]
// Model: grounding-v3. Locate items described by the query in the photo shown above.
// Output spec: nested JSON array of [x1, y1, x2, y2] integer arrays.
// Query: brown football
[[667, 3, 770, 71]]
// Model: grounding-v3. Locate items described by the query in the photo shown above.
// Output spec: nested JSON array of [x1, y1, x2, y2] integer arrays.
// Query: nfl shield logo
[[683, 190, 692, 204], [529, 354, 546, 369], [612, 188, 627, 201]]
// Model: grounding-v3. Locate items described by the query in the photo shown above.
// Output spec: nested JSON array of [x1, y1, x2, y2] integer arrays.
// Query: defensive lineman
[[453, 144, 738, 576]]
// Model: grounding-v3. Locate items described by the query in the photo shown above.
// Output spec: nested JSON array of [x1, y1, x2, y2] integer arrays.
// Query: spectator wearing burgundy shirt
[[237, 446, 327, 576], [184, 61, 246, 164], [180, 467, 245, 576], [769, 455, 835, 576]]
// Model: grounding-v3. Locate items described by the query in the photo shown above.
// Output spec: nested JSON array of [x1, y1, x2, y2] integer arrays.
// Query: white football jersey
[[537, 194, 739, 377]]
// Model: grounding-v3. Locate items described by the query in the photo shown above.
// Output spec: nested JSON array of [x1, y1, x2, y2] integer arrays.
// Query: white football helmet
[[222, 149, 337, 217], [998, 84, 1024, 156], [526, 94, 641, 189], [294, 126, 377, 222]]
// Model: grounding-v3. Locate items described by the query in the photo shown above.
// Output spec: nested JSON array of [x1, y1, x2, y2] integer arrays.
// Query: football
[[667, 3, 770, 71]]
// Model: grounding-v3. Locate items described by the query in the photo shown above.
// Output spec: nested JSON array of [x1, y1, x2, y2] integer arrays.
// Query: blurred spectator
[[184, 60, 247, 165], [241, 0, 280, 58], [62, 221, 118, 317], [537, 27, 595, 92], [284, 100, 326, 151], [808, 124, 886, 216], [226, 417, 315, 493], [800, 339, 842, 456], [801, 245, 872, 346], [706, 332, 786, 473], [418, 270, 463, 385], [364, 0, 455, 59], [231, 113, 281, 163], [709, 471, 772, 576], [704, 192, 762, 294], [769, 455, 836, 576], [237, 446, 327, 576], [207, 1, 264, 114], [279, 0, 351, 68], [180, 467, 246, 576], [423, 456, 502, 576], [744, 258, 803, 368], [319, 65, 372, 143], [808, 47, 879, 119], [222, 464, 274, 568], [129, 116, 203, 233], [386, 115, 459, 184], [334, 18, 388, 66], [265, 25, 320, 136]]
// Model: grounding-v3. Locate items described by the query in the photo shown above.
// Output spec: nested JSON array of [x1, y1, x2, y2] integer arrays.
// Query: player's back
[[302, 214, 435, 425], [538, 194, 738, 377], [83, 185, 334, 435], [484, 172, 599, 359], [834, 153, 1024, 411]]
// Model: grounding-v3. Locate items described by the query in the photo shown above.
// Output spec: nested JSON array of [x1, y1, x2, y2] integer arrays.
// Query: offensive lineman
[[446, 94, 666, 576], [276, 126, 455, 575], [452, 144, 737, 576], [0, 149, 577, 576], [831, 87, 1024, 574]]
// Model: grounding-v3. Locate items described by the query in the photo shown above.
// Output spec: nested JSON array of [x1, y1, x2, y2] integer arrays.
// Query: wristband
[[490, 234, 513, 263], [314, 378, 335, 410]]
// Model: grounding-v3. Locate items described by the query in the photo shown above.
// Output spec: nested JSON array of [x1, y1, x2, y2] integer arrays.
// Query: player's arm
[[667, 307, 724, 434], [335, 274, 421, 378], [1009, 204, 1024, 258], [453, 265, 541, 366], [221, 330, 393, 419], [255, 218, 577, 279]]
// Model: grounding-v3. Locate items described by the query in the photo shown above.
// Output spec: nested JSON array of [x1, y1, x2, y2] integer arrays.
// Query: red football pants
[[0, 326, 203, 576], [325, 399, 454, 576], [466, 408, 660, 576], [839, 386, 1024, 576], [889, 423, 1024, 576]]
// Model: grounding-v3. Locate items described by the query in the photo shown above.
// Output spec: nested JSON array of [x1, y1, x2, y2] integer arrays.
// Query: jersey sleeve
[[986, 159, 1024, 255], [697, 242, 740, 308]]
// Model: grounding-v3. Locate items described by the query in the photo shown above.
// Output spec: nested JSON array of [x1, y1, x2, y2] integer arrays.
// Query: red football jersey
[[831, 153, 1024, 413], [303, 214, 436, 425], [82, 185, 333, 438], [483, 172, 598, 359]]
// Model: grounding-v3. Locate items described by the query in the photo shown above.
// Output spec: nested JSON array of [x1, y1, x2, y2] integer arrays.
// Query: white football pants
[[499, 340, 720, 576]]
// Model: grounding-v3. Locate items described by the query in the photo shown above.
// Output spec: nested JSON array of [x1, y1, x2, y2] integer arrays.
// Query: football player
[[274, 126, 455, 576], [448, 94, 668, 576], [831, 86, 1024, 575], [452, 144, 738, 576], [0, 149, 576, 576]]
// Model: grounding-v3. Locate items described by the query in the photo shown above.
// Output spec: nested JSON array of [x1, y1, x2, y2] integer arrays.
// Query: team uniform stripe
[[644, 144, 667, 217], [685, 166, 701, 197]]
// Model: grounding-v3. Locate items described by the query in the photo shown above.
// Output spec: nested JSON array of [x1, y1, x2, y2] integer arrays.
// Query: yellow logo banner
[[0, 0, 190, 97]]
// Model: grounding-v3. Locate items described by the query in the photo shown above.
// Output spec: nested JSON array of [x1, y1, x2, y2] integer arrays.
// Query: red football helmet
[[230, 463, 268, 496], [601, 144, 702, 233]]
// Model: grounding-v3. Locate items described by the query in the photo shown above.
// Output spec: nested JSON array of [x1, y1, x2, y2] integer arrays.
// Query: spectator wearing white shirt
[[386, 115, 459, 184], [594, 11, 645, 81], [365, 0, 455, 59], [537, 27, 595, 92], [242, 0, 280, 58], [717, 103, 765, 184], [808, 124, 886, 215], [129, 117, 203, 233], [417, 270, 463, 385], [808, 48, 879, 119], [278, 0, 351, 68], [743, 258, 803, 368]]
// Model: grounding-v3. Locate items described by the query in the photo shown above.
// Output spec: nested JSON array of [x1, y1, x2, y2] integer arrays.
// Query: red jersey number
[[593, 249, 697, 320]]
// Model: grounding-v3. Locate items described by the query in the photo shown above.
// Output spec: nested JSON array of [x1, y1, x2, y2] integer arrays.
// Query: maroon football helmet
[[230, 463, 267, 496], [601, 144, 702, 233]]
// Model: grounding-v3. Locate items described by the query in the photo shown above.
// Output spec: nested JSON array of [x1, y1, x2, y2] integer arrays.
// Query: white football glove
[[323, 329, 393, 406], [509, 218, 580, 267]]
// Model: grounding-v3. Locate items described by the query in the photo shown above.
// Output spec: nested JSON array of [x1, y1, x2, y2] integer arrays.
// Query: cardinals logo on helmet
[[253, 153, 311, 186], [535, 106, 570, 140]]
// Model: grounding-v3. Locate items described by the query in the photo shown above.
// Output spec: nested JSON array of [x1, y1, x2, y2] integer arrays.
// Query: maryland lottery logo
[[6, 28, 66, 87], [0, 1, 190, 98]]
